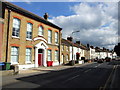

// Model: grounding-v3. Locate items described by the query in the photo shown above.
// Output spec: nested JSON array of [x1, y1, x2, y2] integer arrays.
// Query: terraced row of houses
[[0, 1, 117, 70]]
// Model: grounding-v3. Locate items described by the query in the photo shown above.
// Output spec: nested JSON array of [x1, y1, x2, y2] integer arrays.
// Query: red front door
[[38, 54, 43, 66]]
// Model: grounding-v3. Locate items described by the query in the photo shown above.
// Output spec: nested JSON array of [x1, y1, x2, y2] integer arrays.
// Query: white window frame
[[55, 50, 59, 61], [66, 46, 69, 51], [25, 48, 32, 64], [26, 23, 33, 40], [62, 54, 64, 62], [12, 18, 20, 38], [62, 45, 64, 51], [48, 30, 52, 44], [55, 32, 58, 45], [48, 50, 52, 61], [38, 26, 44, 36], [11, 46, 19, 64], [66, 54, 69, 61]]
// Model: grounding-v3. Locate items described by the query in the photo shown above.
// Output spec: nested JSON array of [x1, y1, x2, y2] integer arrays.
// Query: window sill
[[12, 36, 20, 39], [38, 35, 44, 37], [25, 61, 32, 64], [48, 42, 52, 44], [55, 43, 59, 46], [26, 38, 32, 41], [11, 62, 19, 65]]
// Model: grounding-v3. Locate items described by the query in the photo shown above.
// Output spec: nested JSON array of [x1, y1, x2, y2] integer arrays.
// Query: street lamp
[[70, 30, 80, 65]]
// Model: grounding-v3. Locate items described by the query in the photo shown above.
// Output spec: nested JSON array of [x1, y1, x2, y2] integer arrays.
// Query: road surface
[[2, 60, 120, 89]]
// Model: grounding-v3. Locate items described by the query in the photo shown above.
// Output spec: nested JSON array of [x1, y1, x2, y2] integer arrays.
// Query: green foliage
[[114, 43, 120, 56]]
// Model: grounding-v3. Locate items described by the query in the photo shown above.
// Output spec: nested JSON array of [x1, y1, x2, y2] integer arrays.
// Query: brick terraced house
[[1, 2, 62, 69]]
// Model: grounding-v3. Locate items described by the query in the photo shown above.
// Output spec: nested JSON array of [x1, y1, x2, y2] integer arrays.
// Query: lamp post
[[70, 30, 80, 65]]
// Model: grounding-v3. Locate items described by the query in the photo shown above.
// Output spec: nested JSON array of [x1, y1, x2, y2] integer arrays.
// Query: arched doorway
[[38, 49, 44, 66]]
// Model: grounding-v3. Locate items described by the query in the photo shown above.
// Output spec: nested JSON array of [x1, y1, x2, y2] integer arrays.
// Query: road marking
[[102, 65, 116, 90], [63, 75, 80, 83], [110, 65, 118, 88], [84, 69, 91, 73]]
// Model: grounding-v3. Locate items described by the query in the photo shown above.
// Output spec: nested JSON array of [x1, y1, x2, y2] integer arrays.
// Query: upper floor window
[[62, 45, 64, 51], [48, 30, 52, 43], [66, 46, 69, 51], [12, 18, 20, 37], [11, 46, 19, 64], [26, 23, 33, 39], [55, 32, 58, 44], [38, 26, 44, 36]]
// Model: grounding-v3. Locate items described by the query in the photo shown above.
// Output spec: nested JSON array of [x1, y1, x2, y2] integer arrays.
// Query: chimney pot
[[44, 13, 49, 20], [76, 41, 80, 44], [67, 36, 73, 42]]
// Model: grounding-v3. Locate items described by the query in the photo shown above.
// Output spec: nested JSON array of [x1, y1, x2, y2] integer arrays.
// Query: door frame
[[38, 49, 44, 66], [35, 41, 48, 67]]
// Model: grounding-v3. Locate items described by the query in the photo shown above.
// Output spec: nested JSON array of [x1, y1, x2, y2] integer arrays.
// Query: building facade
[[1, 2, 62, 69], [61, 39, 71, 64]]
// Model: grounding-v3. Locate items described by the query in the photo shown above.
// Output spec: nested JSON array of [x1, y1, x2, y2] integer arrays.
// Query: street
[[2, 60, 120, 89]]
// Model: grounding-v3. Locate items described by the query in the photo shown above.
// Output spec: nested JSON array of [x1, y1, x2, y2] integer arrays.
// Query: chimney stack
[[44, 13, 49, 20], [76, 41, 81, 44], [67, 36, 73, 42], [87, 44, 90, 48]]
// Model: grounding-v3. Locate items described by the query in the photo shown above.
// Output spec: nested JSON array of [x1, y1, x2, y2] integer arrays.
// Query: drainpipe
[[59, 30, 61, 65], [5, 9, 11, 62]]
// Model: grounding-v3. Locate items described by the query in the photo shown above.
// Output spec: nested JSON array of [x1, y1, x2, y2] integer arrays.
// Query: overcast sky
[[6, 0, 119, 50]]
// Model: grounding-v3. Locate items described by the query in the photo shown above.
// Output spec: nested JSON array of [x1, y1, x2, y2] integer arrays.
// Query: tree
[[114, 43, 120, 56]]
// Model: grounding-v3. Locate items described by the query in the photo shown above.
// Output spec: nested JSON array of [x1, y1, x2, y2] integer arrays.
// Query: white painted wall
[[90, 48, 96, 59]]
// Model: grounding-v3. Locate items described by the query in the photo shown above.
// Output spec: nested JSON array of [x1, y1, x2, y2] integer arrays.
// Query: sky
[[5, 0, 119, 50]]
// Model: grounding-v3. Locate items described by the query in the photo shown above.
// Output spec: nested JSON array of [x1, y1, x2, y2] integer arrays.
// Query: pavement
[[1, 62, 94, 87]]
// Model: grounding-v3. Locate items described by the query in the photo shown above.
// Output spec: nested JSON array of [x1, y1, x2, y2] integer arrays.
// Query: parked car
[[94, 59, 98, 62], [105, 57, 111, 62], [97, 59, 104, 63]]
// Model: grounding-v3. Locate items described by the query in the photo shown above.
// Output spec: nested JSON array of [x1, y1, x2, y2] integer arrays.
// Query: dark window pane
[[38, 49, 43, 53]]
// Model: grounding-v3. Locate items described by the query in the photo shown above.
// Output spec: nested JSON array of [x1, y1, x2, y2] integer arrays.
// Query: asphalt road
[[2, 60, 120, 90]]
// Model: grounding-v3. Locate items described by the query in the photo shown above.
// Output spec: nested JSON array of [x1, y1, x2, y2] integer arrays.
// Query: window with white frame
[[48, 50, 52, 61], [66, 54, 69, 61], [62, 45, 64, 51], [55, 32, 58, 44], [11, 46, 19, 64], [48, 30, 52, 43], [26, 48, 32, 63], [66, 46, 69, 51], [26, 23, 33, 39], [55, 50, 59, 61], [12, 18, 20, 37], [38, 26, 44, 36], [62, 54, 64, 62]]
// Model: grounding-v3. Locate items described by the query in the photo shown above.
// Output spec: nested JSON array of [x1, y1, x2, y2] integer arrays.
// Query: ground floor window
[[48, 50, 52, 61], [11, 46, 19, 64], [55, 50, 59, 61], [26, 48, 32, 63], [62, 54, 64, 62], [66, 54, 69, 61]]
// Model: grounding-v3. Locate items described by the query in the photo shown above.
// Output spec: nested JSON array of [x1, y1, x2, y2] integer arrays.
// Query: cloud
[[50, 2, 118, 49]]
